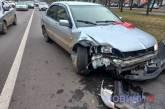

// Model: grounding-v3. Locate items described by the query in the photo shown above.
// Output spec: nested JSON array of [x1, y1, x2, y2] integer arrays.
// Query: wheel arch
[[72, 40, 95, 52]]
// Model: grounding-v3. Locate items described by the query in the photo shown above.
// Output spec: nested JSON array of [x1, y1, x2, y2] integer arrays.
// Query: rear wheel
[[1, 21, 7, 34], [73, 46, 91, 75], [42, 26, 52, 43], [13, 15, 17, 25]]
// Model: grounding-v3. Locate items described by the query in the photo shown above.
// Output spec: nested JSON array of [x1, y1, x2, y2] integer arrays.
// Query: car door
[[54, 5, 73, 53], [44, 5, 59, 42], [45, 4, 73, 52]]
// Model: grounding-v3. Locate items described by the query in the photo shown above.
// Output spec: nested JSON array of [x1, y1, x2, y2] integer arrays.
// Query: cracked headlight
[[154, 43, 158, 51], [113, 59, 123, 64], [101, 46, 112, 53]]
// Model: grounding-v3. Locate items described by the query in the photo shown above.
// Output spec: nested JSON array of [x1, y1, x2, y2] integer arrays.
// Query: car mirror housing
[[59, 20, 70, 27]]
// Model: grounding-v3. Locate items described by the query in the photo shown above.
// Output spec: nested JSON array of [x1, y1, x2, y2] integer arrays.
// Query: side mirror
[[3, 6, 10, 11], [59, 19, 70, 27]]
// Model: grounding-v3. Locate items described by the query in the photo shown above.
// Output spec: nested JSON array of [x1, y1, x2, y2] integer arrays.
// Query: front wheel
[[73, 46, 91, 75]]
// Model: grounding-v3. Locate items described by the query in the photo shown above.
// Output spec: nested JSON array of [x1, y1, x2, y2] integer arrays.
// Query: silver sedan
[[41, 1, 164, 80], [0, 1, 17, 34]]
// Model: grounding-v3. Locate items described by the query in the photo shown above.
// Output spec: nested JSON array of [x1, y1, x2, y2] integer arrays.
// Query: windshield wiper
[[96, 20, 116, 23], [76, 20, 97, 25]]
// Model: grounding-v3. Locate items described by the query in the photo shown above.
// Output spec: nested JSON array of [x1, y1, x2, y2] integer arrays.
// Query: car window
[[47, 5, 58, 20], [56, 6, 68, 21]]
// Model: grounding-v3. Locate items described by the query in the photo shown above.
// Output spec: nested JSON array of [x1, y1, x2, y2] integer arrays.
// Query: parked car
[[26, 1, 34, 9], [39, 2, 48, 11], [41, 1, 162, 80], [150, 3, 159, 9], [34, 1, 39, 7], [110, 2, 118, 7], [124, 3, 130, 8], [0, 1, 17, 34], [16, 2, 28, 11]]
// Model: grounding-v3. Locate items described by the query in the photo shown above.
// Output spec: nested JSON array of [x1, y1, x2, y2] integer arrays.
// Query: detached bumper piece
[[101, 80, 149, 109], [101, 78, 160, 108], [114, 81, 145, 109]]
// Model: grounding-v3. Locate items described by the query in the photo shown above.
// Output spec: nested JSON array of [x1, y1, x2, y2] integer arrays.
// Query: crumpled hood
[[78, 25, 157, 52]]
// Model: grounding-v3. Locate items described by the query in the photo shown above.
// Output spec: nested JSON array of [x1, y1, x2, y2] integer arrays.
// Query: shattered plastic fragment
[[100, 80, 115, 109], [100, 80, 146, 109]]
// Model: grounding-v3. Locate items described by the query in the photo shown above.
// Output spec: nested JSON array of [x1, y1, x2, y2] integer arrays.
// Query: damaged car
[[41, 1, 165, 80]]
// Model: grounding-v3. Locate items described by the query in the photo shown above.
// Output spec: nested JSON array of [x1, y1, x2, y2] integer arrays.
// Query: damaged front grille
[[113, 46, 155, 59]]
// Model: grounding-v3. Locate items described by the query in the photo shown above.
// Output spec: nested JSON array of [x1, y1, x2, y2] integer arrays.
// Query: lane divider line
[[0, 10, 35, 109]]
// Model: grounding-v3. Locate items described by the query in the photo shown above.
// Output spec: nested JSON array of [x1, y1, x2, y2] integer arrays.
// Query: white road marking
[[0, 10, 35, 109]]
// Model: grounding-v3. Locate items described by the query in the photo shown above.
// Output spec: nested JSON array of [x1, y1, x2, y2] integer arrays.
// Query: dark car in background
[[26, 1, 34, 9]]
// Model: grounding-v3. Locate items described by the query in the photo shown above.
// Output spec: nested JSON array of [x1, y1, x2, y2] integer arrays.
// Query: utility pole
[[120, 0, 124, 12], [130, 0, 133, 10], [146, 0, 151, 15]]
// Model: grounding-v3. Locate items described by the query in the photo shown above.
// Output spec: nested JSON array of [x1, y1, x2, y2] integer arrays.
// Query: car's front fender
[[72, 32, 99, 52]]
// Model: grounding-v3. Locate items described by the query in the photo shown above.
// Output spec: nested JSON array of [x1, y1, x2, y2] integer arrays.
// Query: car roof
[[52, 1, 100, 6]]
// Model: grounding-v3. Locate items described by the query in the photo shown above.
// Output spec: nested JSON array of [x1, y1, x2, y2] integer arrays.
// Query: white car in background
[[16, 1, 28, 11], [39, 2, 48, 11]]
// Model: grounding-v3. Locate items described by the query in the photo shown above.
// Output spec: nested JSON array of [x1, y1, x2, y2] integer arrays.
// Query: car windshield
[[70, 5, 121, 27], [16, 2, 26, 5]]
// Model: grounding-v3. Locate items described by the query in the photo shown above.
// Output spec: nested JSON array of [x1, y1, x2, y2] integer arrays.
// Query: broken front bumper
[[92, 42, 165, 81]]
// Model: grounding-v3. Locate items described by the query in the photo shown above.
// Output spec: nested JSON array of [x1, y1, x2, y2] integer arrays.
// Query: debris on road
[[100, 80, 115, 109], [100, 80, 147, 109]]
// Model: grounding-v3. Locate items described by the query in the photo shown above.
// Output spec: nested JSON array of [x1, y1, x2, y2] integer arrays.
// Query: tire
[[75, 46, 91, 75], [42, 26, 52, 43], [13, 15, 17, 25], [1, 21, 7, 34]]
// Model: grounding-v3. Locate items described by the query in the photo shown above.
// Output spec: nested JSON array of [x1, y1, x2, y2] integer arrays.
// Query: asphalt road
[[0, 10, 32, 93], [0, 9, 165, 109]]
